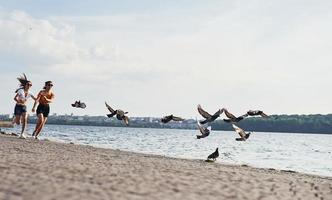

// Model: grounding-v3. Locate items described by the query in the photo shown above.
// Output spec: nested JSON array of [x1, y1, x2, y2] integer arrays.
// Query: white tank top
[[16, 89, 33, 102]]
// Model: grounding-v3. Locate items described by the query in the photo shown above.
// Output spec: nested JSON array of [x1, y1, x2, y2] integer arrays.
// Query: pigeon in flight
[[223, 108, 247, 123], [232, 124, 251, 141], [161, 115, 184, 123], [207, 148, 219, 161], [71, 100, 86, 109], [246, 110, 268, 117], [197, 104, 223, 124], [105, 101, 129, 126], [196, 120, 211, 139]]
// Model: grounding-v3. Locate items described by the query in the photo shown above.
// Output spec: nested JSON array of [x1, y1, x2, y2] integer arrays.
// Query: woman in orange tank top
[[32, 81, 55, 139]]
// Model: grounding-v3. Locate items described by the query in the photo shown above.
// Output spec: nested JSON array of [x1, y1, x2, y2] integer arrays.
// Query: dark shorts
[[37, 104, 50, 117], [14, 104, 27, 115]]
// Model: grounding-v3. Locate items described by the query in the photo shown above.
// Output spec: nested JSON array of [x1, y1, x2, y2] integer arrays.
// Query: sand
[[0, 134, 331, 200]]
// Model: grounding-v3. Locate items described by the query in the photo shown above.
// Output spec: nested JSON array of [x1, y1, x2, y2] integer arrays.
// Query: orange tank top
[[38, 91, 54, 105]]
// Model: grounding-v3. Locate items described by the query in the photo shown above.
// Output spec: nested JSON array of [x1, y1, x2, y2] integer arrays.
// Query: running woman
[[32, 81, 55, 139], [13, 73, 36, 138]]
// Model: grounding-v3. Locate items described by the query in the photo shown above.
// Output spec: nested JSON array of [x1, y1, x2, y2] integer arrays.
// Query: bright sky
[[1, 0, 332, 118]]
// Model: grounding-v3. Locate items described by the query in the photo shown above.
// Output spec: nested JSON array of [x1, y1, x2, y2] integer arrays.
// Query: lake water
[[6, 124, 332, 177]]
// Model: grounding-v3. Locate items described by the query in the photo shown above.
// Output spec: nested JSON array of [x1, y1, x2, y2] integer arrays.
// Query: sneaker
[[18, 134, 26, 139]]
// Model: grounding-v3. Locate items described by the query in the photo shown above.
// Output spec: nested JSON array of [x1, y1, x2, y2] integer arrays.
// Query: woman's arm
[[14, 93, 25, 104], [32, 92, 42, 112], [14, 93, 19, 102], [31, 94, 37, 101]]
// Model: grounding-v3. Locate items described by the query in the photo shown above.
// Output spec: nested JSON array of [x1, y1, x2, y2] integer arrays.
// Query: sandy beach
[[0, 134, 331, 200]]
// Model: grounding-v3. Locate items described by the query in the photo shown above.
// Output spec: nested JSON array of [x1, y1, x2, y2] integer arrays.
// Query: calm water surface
[[8, 124, 332, 177]]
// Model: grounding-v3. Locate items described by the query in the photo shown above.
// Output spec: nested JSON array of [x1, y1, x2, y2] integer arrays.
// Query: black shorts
[[36, 104, 50, 117], [14, 104, 27, 115]]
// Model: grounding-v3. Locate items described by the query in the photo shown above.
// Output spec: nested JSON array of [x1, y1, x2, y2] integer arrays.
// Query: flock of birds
[[71, 100, 268, 162]]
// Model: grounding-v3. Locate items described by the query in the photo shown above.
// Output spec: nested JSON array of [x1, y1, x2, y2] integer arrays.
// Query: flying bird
[[207, 148, 219, 161], [105, 101, 129, 126], [196, 120, 211, 139], [232, 124, 251, 141], [246, 110, 268, 117], [161, 115, 184, 123], [223, 108, 247, 123], [71, 100, 86, 109], [197, 104, 223, 124]]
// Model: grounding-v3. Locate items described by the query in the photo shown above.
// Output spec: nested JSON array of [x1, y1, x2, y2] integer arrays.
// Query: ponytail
[[15, 73, 30, 92]]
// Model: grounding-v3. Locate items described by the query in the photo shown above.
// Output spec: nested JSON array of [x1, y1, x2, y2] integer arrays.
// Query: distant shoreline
[[1, 113, 332, 134]]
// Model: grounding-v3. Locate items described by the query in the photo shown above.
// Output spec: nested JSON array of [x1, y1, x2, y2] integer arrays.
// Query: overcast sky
[[1, 0, 332, 118]]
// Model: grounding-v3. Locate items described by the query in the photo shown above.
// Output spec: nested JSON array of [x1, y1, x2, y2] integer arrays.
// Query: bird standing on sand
[[196, 120, 211, 139], [207, 148, 219, 161], [197, 104, 223, 124], [223, 108, 247, 123], [161, 115, 184, 123], [246, 110, 268, 117], [105, 102, 129, 126], [232, 124, 251, 141], [71, 100, 86, 109]]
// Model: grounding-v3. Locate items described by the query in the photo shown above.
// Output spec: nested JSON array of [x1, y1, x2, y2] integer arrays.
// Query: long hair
[[15, 73, 30, 93]]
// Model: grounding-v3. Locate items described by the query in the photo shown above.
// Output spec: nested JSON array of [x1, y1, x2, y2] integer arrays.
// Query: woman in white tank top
[[13, 74, 36, 139]]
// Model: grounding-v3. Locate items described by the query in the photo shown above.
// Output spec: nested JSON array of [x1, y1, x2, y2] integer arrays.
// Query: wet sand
[[0, 134, 331, 200]]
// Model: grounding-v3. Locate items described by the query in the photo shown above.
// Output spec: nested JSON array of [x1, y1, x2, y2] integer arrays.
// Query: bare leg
[[33, 114, 44, 136], [13, 115, 21, 135], [35, 117, 45, 135], [20, 112, 28, 137], [12, 115, 16, 125], [35, 117, 48, 137], [14, 115, 21, 125]]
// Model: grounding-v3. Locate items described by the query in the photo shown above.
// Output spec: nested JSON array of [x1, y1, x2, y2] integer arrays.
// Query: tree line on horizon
[[2, 113, 332, 134], [211, 114, 332, 134]]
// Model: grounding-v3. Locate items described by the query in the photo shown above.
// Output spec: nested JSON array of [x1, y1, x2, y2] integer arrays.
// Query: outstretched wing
[[197, 120, 210, 135], [224, 109, 237, 120], [197, 104, 212, 119], [80, 102, 86, 109], [161, 115, 171, 123], [212, 109, 223, 117], [232, 124, 246, 139], [105, 102, 115, 113], [247, 110, 269, 117], [260, 112, 269, 117], [197, 120, 204, 134], [240, 113, 249, 118], [172, 116, 184, 121]]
